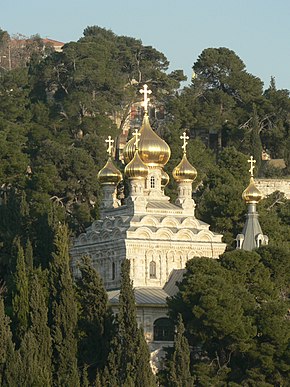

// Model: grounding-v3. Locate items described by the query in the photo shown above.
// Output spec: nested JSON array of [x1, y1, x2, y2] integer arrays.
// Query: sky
[[1, 0, 290, 90]]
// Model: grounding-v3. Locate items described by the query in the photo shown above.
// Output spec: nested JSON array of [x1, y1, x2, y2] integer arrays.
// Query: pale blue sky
[[1, 0, 290, 90]]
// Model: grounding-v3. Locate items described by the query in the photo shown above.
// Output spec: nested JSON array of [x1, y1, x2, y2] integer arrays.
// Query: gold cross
[[247, 155, 256, 176], [105, 135, 114, 156], [133, 128, 140, 149], [139, 84, 152, 113], [180, 132, 189, 154]]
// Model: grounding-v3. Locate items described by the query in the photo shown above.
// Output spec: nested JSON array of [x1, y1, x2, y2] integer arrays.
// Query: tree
[[196, 147, 248, 245], [49, 224, 79, 386], [167, 249, 290, 385], [76, 255, 114, 381], [0, 294, 17, 386], [105, 259, 155, 386], [12, 238, 29, 344], [24, 269, 52, 386], [164, 314, 194, 387]]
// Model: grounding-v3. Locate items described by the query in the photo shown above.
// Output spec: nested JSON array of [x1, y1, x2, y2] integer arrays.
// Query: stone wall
[[255, 179, 290, 199]]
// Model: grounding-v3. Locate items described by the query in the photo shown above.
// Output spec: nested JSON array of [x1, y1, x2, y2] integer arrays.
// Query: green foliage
[[76, 255, 114, 381], [167, 249, 290, 385], [12, 239, 29, 344], [196, 147, 248, 245], [0, 294, 16, 386], [49, 224, 79, 386], [163, 314, 194, 387], [106, 259, 155, 386]]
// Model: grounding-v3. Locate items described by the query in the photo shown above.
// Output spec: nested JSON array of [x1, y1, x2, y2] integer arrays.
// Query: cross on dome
[[180, 132, 189, 154], [247, 155, 256, 177], [105, 135, 114, 156], [133, 128, 141, 149], [139, 84, 152, 113]]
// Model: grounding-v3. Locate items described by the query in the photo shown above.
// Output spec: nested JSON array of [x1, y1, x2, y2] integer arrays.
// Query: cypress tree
[[76, 255, 114, 381], [108, 259, 155, 386], [12, 238, 29, 344], [166, 314, 194, 387], [25, 238, 33, 270], [0, 294, 16, 386], [135, 327, 157, 387], [25, 269, 52, 386], [49, 224, 79, 387]]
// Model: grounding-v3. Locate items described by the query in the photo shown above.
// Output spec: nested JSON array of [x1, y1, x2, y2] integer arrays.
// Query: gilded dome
[[172, 154, 197, 182], [98, 157, 123, 185], [242, 177, 263, 204], [161, 169, 170, 188], [123, 114, 171, 167], [124, 150, 149, 180]]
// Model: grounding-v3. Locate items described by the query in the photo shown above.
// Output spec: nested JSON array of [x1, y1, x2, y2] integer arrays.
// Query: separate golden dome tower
[[172, 132, 197, 211], [97, 136, 122, 208], [236, 156, 268, 251]]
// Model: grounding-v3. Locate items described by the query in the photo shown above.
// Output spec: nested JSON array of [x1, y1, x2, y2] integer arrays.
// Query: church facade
[[70, 85, 226, 362]]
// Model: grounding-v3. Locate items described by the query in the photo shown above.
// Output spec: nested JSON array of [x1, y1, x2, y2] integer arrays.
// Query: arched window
[[150, 176, 155, 189], [149, 260, 156, 279], [112, 262, 115, 280], [153, 318, 174, 341]]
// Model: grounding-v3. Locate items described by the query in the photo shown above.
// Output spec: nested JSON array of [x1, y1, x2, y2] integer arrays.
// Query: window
[[153, 318, 174, 341], [149, 260, 156, 279], [150, 176, 155, 189], [112, 262, 115, 280]]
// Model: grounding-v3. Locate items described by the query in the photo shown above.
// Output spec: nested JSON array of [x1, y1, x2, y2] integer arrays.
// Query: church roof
[[108, 269, 186, 307], [163, 269, 185, 297], [240, 210, 264, 251], [108, 287, 169, 306], [147, 201, 181, 210]]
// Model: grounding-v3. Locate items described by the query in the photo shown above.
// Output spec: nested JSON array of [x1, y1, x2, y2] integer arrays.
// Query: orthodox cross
[[133, 128, 140, 149], [247, 155, 256, 177], [139, 84, 152, 113], [105, 135, 114, 156], [180, 132, 189, 154]]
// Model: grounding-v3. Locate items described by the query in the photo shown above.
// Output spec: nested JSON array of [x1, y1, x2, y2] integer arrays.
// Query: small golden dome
[[123, 114, 171, 167], [161, 169, 170, 188], [98, 157, 122, 185], [124, 150, 149, 179], [172, 154, 197, 182], [242, 177, 263, 204]]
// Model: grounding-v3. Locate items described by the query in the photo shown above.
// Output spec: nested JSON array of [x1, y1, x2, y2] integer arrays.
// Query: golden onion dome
[[242, 177, 263, 204], [97, 157, 123, 185], [161, 169, 170, 188], [123, 114, 171, 167], [172, 153, 197, 182], [124, 150, 149, 179]]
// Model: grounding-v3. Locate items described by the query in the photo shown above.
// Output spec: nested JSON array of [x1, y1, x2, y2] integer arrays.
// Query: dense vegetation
[[0, 25, 289, 386]]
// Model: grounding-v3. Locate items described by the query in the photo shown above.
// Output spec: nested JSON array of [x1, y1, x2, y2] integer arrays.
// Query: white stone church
[[70, 85, 227, 363]]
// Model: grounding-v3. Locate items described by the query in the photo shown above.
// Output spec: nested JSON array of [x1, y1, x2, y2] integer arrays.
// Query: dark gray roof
[[163, 269, 185, 296], [108, 269, 186, 307], [240, 204, 264, 251], [108, 287, 169, 306], [147, 201, 181, 210]]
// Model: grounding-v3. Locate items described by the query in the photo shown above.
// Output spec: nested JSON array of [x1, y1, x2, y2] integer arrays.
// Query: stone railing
[[255, 179, 290, 199]]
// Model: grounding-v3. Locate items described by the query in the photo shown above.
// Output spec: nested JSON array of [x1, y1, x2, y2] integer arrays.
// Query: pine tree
[[12, 238, 29, 344], [49, 224, 79, 386], [166, 314, 194, 387], [76, 255, 114, 381]]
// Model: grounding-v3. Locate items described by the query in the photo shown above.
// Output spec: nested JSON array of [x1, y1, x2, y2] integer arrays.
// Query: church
[[70, 84, 266, 363]]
